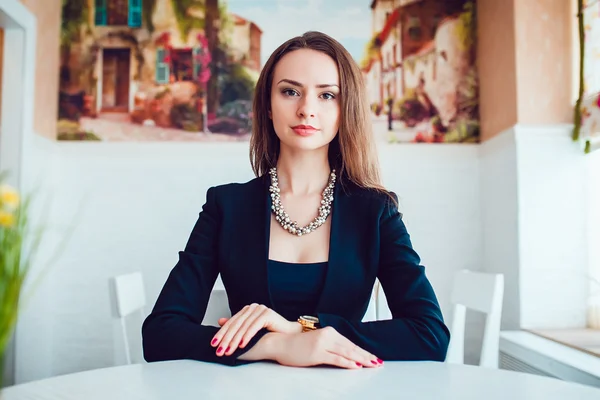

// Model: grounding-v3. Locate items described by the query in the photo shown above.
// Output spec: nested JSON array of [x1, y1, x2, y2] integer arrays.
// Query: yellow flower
[[0, 184, 20, 211], [0, 210, 15, 227]]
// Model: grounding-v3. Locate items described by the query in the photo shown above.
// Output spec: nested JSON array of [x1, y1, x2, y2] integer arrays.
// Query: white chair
[[203, 288, 231, 326], [374, 279, 393, 321], [362, 282, 379, 322], [446, 269, 504, 368], [109, 271, 146, 365]]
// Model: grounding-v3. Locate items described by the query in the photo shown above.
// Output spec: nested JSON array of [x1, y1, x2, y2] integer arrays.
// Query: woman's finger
[[211, 310, 245, 349], [317, 327, 382, 368], [334, 331, 383, 367], [225, 306, 269, 355], [329, 341, 381, 368], [322, 351, 363, 370], [217, 304, 259, 356], [238, 314, 268, 349]]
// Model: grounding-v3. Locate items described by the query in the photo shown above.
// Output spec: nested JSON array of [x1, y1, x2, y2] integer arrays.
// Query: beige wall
[[514, 0, 573, 125], [477, 0, 519, 142], [477, 0, 574, 141], [20, 0, 61, 139], [230, 20, 251, 64]]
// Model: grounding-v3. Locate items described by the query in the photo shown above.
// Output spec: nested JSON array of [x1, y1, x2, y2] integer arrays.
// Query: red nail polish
[[377, 358, 383, 364], [371, 360, 378, 365], [217, 347, 223, 353], [211, 338, 218, 345], [356, 362, 362, 367], [226, 346, 231, 353]]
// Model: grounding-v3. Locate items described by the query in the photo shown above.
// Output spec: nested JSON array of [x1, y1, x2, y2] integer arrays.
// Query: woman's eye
[[321, 93, 335, 100], [282, 89, 299, 96]]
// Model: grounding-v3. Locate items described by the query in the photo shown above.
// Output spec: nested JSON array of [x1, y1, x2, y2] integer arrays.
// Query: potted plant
[[0, 174, 44, 389]]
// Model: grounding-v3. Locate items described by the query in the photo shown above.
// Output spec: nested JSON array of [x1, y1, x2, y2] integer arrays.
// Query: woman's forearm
[[237, 332, 282, 361]]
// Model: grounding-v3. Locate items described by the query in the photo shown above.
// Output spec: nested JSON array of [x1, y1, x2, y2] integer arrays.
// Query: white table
[[3, 360, 600, 399]]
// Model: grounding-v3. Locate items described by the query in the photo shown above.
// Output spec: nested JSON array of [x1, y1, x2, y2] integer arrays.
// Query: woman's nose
[[297, 97, 316, 119]]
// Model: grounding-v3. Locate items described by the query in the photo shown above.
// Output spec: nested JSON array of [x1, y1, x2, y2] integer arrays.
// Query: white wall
[[480, 124, 590, 331], [15, 137, 483, 382], [479, 127, 520, 330], [514, 125, 589, 329], [588, 150, 600, 310]]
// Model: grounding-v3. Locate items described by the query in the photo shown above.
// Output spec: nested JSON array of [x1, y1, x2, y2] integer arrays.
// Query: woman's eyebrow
[[277, 79, 339, 89]]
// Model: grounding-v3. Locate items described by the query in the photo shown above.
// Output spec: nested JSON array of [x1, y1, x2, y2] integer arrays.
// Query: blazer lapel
[[314, 179, 347, 314], [263, 174, 275, 308], [232, 174, 273, 308]]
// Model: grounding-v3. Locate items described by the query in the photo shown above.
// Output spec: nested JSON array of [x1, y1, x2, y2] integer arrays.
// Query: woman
[[142, 31, 450, 369]]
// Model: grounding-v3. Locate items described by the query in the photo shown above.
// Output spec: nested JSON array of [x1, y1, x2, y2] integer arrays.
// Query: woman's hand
[[211, 303, 301, 356], [269, 326, 384, 369]]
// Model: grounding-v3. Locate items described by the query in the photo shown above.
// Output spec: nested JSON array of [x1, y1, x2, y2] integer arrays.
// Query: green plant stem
[[573, 0, 585, 142]]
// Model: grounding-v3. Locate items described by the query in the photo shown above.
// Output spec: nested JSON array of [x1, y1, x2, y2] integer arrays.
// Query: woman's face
[[269, 49, 340, 153]]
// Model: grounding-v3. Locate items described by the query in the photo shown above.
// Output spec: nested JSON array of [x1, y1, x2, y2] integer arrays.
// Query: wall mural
[[57, 0, 478, 143]]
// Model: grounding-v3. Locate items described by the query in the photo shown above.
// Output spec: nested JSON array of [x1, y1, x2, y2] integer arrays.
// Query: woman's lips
[[291, 125, 319, 136]]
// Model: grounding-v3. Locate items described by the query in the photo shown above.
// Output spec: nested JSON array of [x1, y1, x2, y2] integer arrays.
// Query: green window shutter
[[128, 0, 142, 27], [156, 47, 170, 84], [192, 47, 201, 81], [95, 0, 107, 26]]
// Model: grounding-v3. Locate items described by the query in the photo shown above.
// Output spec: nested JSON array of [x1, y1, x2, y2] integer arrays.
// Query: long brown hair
[[249, 31, 392, 199]]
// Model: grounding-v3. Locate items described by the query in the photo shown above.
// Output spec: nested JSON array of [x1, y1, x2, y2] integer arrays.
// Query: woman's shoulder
[[341, 181, 402, 220], [342, 181, 398, 207], [206, 174, 267, 206], [211, 174, 265, 193]]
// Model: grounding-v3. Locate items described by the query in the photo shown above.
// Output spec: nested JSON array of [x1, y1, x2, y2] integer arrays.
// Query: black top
[[267, 259, 328, 322], [142, 174, 450, 366]]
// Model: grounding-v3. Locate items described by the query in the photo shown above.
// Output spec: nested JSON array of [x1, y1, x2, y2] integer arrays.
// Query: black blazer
[[142, 174, 450, 366]]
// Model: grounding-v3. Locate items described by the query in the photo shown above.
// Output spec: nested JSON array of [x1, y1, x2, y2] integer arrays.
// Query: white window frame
[[0, 0, 37, 386]]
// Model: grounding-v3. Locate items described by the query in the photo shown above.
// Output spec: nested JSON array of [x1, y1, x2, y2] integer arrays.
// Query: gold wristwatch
[[297, 315, 320, 332]]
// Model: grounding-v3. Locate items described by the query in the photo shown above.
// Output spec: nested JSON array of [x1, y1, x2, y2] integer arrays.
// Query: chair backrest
[[109, 271, 146, 365], [203, 288, 231, 326], [446, 269, 504, 368], [374, 279, 393, 321], [362, 282, 379, 322]]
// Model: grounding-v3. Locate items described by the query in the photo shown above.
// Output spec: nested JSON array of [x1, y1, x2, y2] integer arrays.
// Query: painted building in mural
[[62, 0, 203, 114], [362, 0, 478, 142], [59, 0, 262, 139], [229, 13, 262, 78]]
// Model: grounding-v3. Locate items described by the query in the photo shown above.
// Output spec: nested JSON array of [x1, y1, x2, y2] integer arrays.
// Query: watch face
[[302, 315, 319, 323]]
